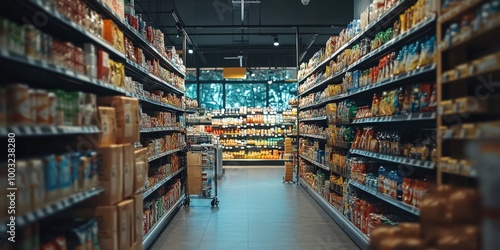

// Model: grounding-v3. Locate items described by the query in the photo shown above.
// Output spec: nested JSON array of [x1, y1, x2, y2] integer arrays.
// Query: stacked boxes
[[80, 95, 144, 250], [187, 152, 202, 195]]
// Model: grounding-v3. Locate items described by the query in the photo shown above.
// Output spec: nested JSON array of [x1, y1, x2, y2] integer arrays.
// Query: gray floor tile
[[150, 167, 360, 250]]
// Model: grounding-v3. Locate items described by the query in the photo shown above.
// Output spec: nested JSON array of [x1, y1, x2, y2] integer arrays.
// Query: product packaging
[[132, 194, 143, 244], [16, 160, 31, 215], [98, 96, 140, 144], [6, 83, 31, 125], [44, 154, 61, 203], [122, 143, 135, 199], [28, 159, 46, 210], [117, 199, 134, 250], [89, 145, 123, 205], [97, 107, 117, 146], [103, 19, 125, 53], [134, 148, 148, 193], [97, 50, 110, 82]]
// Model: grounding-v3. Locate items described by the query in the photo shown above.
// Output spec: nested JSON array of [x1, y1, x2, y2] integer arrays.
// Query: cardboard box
[[132, 194, 144, 243], [98, 96, 140, 144], [90, 145, 123, 205], [133, 148, 148, 192], [96, 206, 119, 250], [97, 107, 117, 146], [122, 143, 134, 199], [186, 152, 202, 165], [131, 240, 141, 250], [117, 199, 134, 250], [187, 164, 202, 195]]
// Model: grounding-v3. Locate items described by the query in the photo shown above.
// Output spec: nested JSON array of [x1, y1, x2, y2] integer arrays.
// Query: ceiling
[[136, 0, 355, 68]]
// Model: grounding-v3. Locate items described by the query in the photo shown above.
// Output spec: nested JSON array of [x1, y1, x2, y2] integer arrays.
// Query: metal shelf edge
[[143, 168, 185, 199], [349, 180, 420, 216], [299, 179, 369, 250], [142, 194, 185, 249]]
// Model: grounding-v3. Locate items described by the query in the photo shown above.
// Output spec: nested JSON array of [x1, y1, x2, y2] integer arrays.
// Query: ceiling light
[[188, 45, 194, 54], [268, 79, 273, 84], [273, 37, 279, 46]]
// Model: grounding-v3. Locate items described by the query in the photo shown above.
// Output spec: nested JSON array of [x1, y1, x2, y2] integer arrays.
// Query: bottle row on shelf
[[210, 127, 293, 136], [222, 150, 285, 160], [351, 128, 436, 162], [220, 138, 283, 147], [299, 45, 437, 110], [440, 0, 500, 51]]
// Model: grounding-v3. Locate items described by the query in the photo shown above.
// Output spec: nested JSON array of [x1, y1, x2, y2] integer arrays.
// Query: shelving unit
[[349, 180, 420, 216], [299, 179, 369, 249], [297, 1, 439, 248], [143, 168, 186, 199], [436, 0, 499, 186], [1, 0, 187, 248], [142, 194, 186, 249], [0, 187, 105, 232]]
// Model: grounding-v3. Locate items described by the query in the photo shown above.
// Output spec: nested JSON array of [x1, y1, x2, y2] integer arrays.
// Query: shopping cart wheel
[[211, 197, 219, 207], [184, 197, 190, 206]]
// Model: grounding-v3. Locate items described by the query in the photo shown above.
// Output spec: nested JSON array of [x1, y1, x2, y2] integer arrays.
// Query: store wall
[[353, 0, 372, 18]]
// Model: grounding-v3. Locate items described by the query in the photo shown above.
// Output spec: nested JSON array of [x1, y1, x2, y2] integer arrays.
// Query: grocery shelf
[[299, 179, 369, 250], [124, 58, 185, 95], [299, 154, 330, 171], [329, 141, 352, 149], [148, 146, 186, 162], [220, 134, 284, 138], [0, 125, 99, 137], [441, 59, 500, 85], [185, 108, 199, 113], [142, 194, 185, 249], [187, 121, 213, 125], [440, 14, 500, 52], [0, 48, 127, 95], [351, 113, 436, 125], [143, 168, 185, 199], [349, 149, 435, 169], [439, 162, 478, 179], [222, 159, 288, 161], [298, 69, 347, 97], [300, 116, 328, 122], [213, 123, 291, 128], [87, 0, 186, 77], [441, 125, 500, 140], [22, 0, 125, 60], [297, 0, 412, 83], [140, 127, 184, 133], [129, 93, 185, 112], [349, 180, 420, 216], [346, 15, 436, 72], [299, 134, 327, 140], [0, 186, 104, 231], [438, 0, 483, 24], [222, 145, 283, 150], [298, 64, 436, 110]]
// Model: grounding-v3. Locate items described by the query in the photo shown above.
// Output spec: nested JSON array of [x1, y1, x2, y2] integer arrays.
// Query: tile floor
[[150, 167, 360, 250]]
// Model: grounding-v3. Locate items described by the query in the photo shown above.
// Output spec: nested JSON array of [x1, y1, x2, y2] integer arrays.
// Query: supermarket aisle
[[150, 167, 359, 250]]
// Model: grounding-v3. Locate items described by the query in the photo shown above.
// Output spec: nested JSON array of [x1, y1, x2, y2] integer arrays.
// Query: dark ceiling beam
[[159, 24, 346, 29], [180, 32, 338, 36]]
